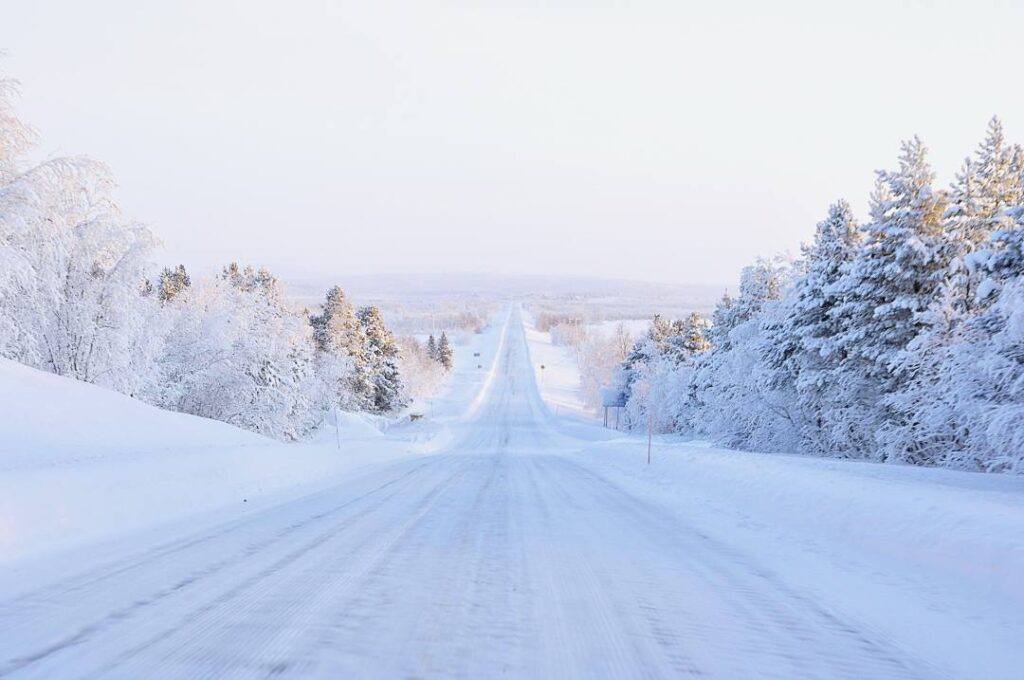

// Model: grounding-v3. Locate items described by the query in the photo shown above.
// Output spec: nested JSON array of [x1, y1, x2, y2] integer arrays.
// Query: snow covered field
[[1, 306, 1022, 678], [521, 314, 595, 423]]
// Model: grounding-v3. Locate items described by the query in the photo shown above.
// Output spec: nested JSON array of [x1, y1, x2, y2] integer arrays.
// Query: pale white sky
[[3, 1, 1023, 285]]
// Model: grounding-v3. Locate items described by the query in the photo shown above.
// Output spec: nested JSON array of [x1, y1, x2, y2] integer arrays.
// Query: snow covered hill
[[0, 358, 381, 565], [0, 358, 270, 470], [0, 316, 504, 566]]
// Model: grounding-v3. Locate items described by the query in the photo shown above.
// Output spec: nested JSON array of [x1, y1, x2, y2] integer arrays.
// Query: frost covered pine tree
[[158, 264, 191, 303], [310, 286, 371, 409], [621, 311, 712, 435], [437, 332, 454, 370], [426, 334, 438, 362], [765, 200, 861, 455], [691, 258, 796, 451], [664, 312, 712, 363], [827, 138, 949, 461], [944, 117, 1024, 312], [883, 122, 1024, 466], [357, 306, 407, 413]]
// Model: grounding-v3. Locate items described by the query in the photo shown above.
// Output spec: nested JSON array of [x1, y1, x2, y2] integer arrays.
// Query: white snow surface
[[0, 306, 1022, 679], [0, 317, 503, 566]]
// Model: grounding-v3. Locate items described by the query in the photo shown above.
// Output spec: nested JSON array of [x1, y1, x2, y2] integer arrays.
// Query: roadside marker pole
[[335, 405, 341, 451], [647, 411, 653, 465]]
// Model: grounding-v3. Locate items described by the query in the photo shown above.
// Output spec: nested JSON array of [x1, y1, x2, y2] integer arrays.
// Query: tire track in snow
[[0, 454, 464, 678]]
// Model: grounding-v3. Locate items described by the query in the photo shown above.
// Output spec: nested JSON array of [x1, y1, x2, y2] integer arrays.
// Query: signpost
[[601, 388, 627, 429]]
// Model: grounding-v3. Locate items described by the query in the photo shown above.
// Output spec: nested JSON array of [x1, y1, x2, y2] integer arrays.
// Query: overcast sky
[[3, 1, 1023, 285]]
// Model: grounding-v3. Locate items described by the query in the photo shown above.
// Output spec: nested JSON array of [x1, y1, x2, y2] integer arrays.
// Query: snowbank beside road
[[571, 437, 1024, 680], [0, 314, 505, 566], [0, 359, 409, 566]]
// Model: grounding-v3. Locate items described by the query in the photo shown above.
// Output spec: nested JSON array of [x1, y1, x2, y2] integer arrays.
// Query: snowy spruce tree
[[437, 332, 454, 370], [691, 258, 797, 451], [357, 306, 407, 413], [764, 201, 861, 455], [426, 334, 438, 362], [943, 117, 1024, 312], [825, 139, 948, 460], [881, 122, 1024, 465], [158, 265, 191, 303], [621, 311, 712, 435], [310, 286, 372, 409], [979, 203, 1024, 306]]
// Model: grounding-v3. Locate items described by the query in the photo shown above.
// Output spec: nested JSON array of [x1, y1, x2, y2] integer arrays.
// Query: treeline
[[619, 119, 1024, 473], [0, 72, 411, 440]]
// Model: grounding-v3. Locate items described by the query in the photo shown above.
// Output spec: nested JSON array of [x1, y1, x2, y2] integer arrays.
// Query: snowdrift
[[0, 313, 505, 567], [0, 359, 406, 565], [0, 358, 269, 470]]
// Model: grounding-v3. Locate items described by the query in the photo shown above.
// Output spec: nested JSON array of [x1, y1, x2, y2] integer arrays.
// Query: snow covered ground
[[523, 306, 1024, 680], [1, 305, 1022, 678], [0, 315, 506, 567], [521, 313, 596, 423]]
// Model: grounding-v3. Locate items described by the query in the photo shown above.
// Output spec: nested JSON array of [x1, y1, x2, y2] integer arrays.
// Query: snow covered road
[[0, 310, 1002, 678]]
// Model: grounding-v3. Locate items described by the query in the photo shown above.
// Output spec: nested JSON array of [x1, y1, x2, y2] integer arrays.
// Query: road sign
[[601, 389, 627, 408]]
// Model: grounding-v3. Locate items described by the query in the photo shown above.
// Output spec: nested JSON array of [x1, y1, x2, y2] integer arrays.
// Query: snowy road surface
[[0, 310, 985, 678]]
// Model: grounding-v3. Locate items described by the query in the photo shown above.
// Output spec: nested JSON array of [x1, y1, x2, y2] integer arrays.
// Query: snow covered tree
[[437, 331, 454, 370], [358, 306, 406, 413], [761, 201, 861, 455], [0, 156, 160, 394], [880, 123, 1024, 465], [0, 66, 160, 397], [824, 139, 948, 460], [944, 117, 1024, 312], [426, 334, 438, 362], [978, 204, 1024, 307], [0, 73, 35, 183], [149, 266, 325, 440], [158, 264, 191, 303], [621, 309, 716, 434], [691, 258, 798, 451], [663, 312, 712, 363], [396, 335, 445, 400], [310, 286, 371, 409], [831, 139, 948, 382]]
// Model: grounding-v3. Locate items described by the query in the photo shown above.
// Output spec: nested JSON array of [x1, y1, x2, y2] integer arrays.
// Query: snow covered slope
[[0, 315, 505, 566], [0, 358, 390, 565], [0, 358, 269, 470]]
